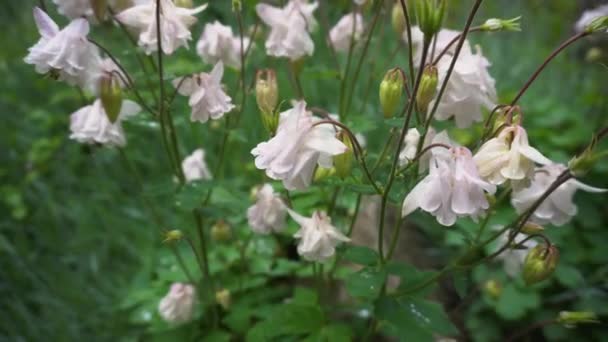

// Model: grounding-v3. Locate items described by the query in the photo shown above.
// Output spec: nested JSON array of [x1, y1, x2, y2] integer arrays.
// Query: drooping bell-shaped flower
[[256, 0, 317, 61], [69, 99, 140, 147], [85, 57, 127, 95], [196, 21, 251, 69], [575, 4, 608, 33], [251, 101, 348, 190], [25, 7, 99, 87], [288, 209, 350, 262], [474, 124, 552, 186], [182, 148, 212, 182], [329, 12, 364, 52], [158, 282, 196, 324], [402, 145, 496, 226], [511, 163, 606, 226], [115, 0, 207, 55], [172, 62, 235, 123], [247, 184, 287, 234], [493, 228, 537, 277], [431, 46, 497, 128]]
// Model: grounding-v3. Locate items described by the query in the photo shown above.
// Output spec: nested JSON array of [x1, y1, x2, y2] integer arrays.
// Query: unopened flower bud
[[231, 0, 242, 12], [520, 222, 544, 235], [522, 244, 559, 285], [91, 0, 107, 22], [557, 311, 599, 327], [174, 0, 193, 8], [483, 279, 502, 299], [414, 0, 446, 38], [391, 2, 406, 35], [379, 68, 405, 118], [480, 17, 522, 32], [211, 220, 232, 242], [163, 229, 184, 243], [334, 131, 354, 179], [215, 289, 231, 310], [585, 47, 603, 63], [585, 15, 608, 34], [100, 73, 122, 123], [256, 69, 279, 134], [416, 65, 438, 114], [568, 134, 607, 177]]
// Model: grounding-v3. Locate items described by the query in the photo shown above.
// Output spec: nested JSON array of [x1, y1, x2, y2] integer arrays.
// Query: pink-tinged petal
[[210, 61, 224, 83], [256, 4, 284, 27], [286, 208, 308, 226], [402, 181, 425, 217], [172, 76, 197, 96], [33, 7, 59, 38]]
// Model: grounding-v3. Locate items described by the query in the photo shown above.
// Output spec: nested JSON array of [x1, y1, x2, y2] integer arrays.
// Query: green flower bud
[[416, 65, 438, 114], [522, 244, 559, 285], [585, 47, 603, 63], [314, 167, 335, 182], [585, 15, 608, 34], [557, 311, 599, 328], [391, 2, 406, 35], [162, 229, 183, 243], [520, 222, 544, 235], [414, 0, 446, 38], [483, 279, 502, 299], [379, 68, 405, 118], [480, 16, 521, 32], [256, 69, 280, 135], [231, 0, 242, 12], [568, 134, 608, 177], [211, 220, 232, 242], [216, 289, 231, 310], [334, 131, 354, 179], [100, 73, 122, 123], [91, 0, 107, 22]]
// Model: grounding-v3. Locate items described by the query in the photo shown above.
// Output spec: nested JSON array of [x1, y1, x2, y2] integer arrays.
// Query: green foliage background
[[1, 0, 607, 340]]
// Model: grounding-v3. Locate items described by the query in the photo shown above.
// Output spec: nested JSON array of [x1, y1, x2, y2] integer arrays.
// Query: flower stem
[[510, 31, 588, 106], [399, 0, 414, 87]]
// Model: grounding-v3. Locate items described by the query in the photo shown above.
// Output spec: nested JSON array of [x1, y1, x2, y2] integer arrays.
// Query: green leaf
[[246, 304, 325, 341], [385, 261, 438, 296], [346, 267, 386, 299], [494, 283, 540, 320], [375, 297, 431, 342], [341, 245, 379, 266]]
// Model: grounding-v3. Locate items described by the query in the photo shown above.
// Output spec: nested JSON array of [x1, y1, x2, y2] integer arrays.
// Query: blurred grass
[[1, 0, 607, 340]]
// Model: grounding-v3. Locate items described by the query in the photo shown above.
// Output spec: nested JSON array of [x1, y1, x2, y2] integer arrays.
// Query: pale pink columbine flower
[[158, 283, 196, 324], [115, 0, 207, 55], [474, 125, 552, 186], [52, 0, 92, 19], [398, 128, 421, 167], [251, 101, 348, 190], [247, 184, 287, 234], [329, 12, 364, 52], [172, 62, 235, 123], [69, 99, 140, 147], [575, 4, 608, 33], [25, 7, 99, 87], [256, 0, 318, 61], [511, 164, 607, 226], [402, 146, 496, 226], [181, 149, 212, 182], [404, 26, 472, 66], [288, 209, 349, 262], [494, 228, 537, 277], [431, 46, 497, 128], [85, 57, 126, 95], [196, 21, 251, 69]]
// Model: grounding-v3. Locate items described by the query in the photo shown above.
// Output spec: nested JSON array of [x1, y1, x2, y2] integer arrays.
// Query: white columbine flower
[[172, 62, 235, 123], [115, 0, 207, 55], [511, 164, 606, 226], [182, 149, 212, 182], [69, 99, 140, 147], [474, 124, 552, 186], [247, 184, 287, 234], [256, 0, 318, 61], [288, 209, 350, 262], [25, 7, 99, 87], [398, 128, 421, 167], [402, 145, 496, 226], [52, 0, 92, 19], [251, 101, 348, 190], [575, 4, 608, 33], [494, 228, 537, 277], [329, 12, 364, 52], [196, 21, 251, 69], [158, 282, 196, 324], [431, 46, 497, 128]]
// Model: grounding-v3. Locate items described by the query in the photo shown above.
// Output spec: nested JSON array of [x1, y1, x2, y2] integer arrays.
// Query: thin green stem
[[399, 0, 414, 87]]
